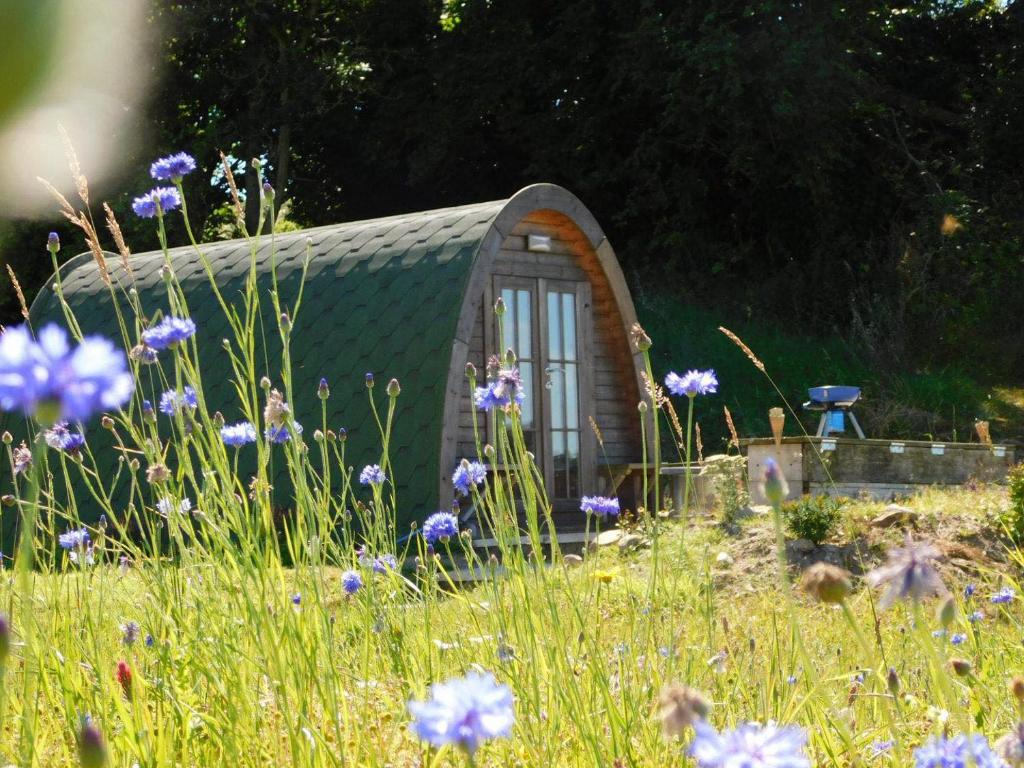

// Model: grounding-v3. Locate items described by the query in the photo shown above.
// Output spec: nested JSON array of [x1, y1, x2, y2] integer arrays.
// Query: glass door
[[498, 280, 538, 455]]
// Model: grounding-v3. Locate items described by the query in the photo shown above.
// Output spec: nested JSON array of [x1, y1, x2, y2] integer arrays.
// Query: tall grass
[[0, 154, 1023, 767]]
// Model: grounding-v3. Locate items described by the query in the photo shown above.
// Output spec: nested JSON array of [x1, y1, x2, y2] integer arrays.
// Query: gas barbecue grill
[[803, 385, 865, 439]]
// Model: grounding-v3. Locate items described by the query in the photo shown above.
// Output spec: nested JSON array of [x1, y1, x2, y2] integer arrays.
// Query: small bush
[[782, 494, 843, 545], [1005, 463, 1024, 543]]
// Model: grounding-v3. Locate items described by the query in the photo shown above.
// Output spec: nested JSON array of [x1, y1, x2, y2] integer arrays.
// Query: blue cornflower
[[141, 316, 196, 351], [58, 527, 90, 551], [452, 460, 487, 496], [969, 610, 985, 623], [371, 554, 398, 574], [580, 495, 620, 519], [913, 733, 1004, 768], [408, 672, 514, 755], [950, 633, 967, 646], [965, 584, 976, 598], [291, 593, 301, 606], [43, 422, 86, 453], [265, 422, 302, 444], [665, 369, 719, 398], [0, 323, 133, 424], [149, 152, 196, 182], [786, 675, 798, 685], [870, 740, 894, 758], [991, 586, 1015, 604], [932, 629, 947, 639], [422, 511, 459, 546], [689, 720, 810, 768], [121, 621, 140, 646], [144, 634, 154, 648], [341, 570, 363, 595], [220, 421, 257, 446], [866, 536, 947, 609], [473, 368, 525, 412], [131, 186, 181, 218], [360, 464, 387, 486], [159, 386, 197, 415]]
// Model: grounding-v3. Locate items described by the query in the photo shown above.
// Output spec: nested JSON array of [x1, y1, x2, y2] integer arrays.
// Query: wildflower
[[317, 377, 329, 400], [131, 186, 181, 218], [0, 613, 10, 667], [387, 378, 401, 397], [452, 460, 487, 496], [141, 316, 196, 350], [689, 720, 810, 768], [0, 324, 133, 424], [159, 386, 197, 415], [120, 621, 140, 646], [150, 152, 196, 182], [965, 584, 977, 598], [970, 610, 985, 623], [886, 667, 900, 695], [763, 458, 789, 506], [13, 441, 31, 473], [994, 724, 1024, 767], [580, 495, 620, 519], [665, 369, 719, 398], [800, 562, 853, 604], [866, 535, 947, 608], [870, 740, 895, 758], [950, 633, 967, 646], [156, 497, 191, 517], [77, 715, 108, 768], [658, 684, 711, 737], [146, 463, 170, 484], [932, 629, 947, 638], [371, 554, 398, 574], [1013, 677, 1024, 703], [360, 464, 387, 486], [221, 421, 257, 446], [116, 660, 132, 698], [949, 658, 973, 676], [422, 511, 459, 545], [408, 672, 514, 755], [59, 527, 90, 551], [43, 422, 86, 454], [265, 422, 302, 444], [594, 569, 616, 584], [263, 389, 290, 427], [912, 733, 1004, 768], [786, 675, 798, 685], [473, 367, 525, 411], [47, 231, 60, 254], [992, 586, 1015, 604], [291, 593, 301, 606], [144, 634, 154, 648], [341, 570, 363, 595]]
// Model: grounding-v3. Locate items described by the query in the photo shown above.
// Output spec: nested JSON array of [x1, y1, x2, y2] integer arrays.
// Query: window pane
[[550, 366, 565, 429], [520, 362, 534, 428], [552, 431, 566, 499], [562, 293, 577, 360], [501, 287, 515, 353], [516, 289, 532, 359], [567, 432, 580, 498], [547, 292, 562, 361], [565, 363, 579, 430]]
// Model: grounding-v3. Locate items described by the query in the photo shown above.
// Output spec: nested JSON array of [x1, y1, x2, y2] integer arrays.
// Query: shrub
[[1005, 463, 1024, 543], [782, 494, 843, 545]]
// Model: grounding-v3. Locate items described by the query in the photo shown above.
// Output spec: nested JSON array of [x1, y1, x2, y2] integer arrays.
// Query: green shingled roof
[[8, 199, 508, 541]]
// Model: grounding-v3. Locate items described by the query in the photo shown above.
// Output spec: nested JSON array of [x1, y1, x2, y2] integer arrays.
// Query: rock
[[716, 551, 734, 566], [563, 554, 584, 568], [870, 504, 918, 529], [746, 505, 772, 516], [595, 529, 624, 547], [618, 533, 649, 552], [791, 538, 815, 554]]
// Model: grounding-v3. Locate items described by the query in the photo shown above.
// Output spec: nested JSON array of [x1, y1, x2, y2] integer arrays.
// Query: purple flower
[[423, 511, 459, 545], [0, 323, 133, 424], [131, 186, 181, 218], [950, 633, 967, 646], [141, 316, 196, 351], [341, 570, 363, 594], [452, 460, 487, 496], [149, 152, 196, 182], [265, 422, 302, 444], [866, 536, 947, 609], [473, 367, 525, 412], [870, 740, 894, 758], [991, 586, 1015, 604], [159, 386, 197, 415], [121, 621, 140, 646], [969, 610, 985, 623], [59, 527, 90, 551], [221, 421, 257, 446], [913, 734, 1004, 768], [408, 672, 514, 755], [965, 584, 976, 598], [360, 464, 386, 486], [371, 554, 398, 574], [689, 720, 810, 768], [580, 495, 620, 519], [665, 369, 719, 398], [43, 422, 86, 454], [291, 593, 301, 606], [12, 442, 31, 474]]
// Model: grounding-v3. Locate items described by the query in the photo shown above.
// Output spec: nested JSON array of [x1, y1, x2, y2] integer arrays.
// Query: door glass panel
[[547, 292, 562, 361], [547, 288, 582, 500], [565, 363, 579, 430], [552, 431, 566, 499], [496, 283, 536, 456], [567, 432, 580, 498], [500, 288, 515, 352], [562, 293, 577, 360], [516, 289, 531, 360]]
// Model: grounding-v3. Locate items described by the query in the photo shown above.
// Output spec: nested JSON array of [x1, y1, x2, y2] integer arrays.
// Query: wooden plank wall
[[455, 213, 641, 466]]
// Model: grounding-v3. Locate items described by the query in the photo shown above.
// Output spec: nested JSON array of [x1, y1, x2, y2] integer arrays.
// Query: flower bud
[[146, 463, 170, 485], [128, 458, 140, 472], [503, 347, 516, 366], [494, 297, 506, 316], [949, 658, 973, 677], [313, 429, 325, 443], [1, 495, 14, 507], [887, 667, 900, 695], [484, 443, 496, 458], [1011, 676, 1024, 703], [0, 613, 10, 667], [318, 377, 330, 400], [630, 323, 652, 352], [142, 399, 155, 423], [387, 378, 401, 398], [260, 376, 272, 391], [47, 231, 60, 254], [279, 312, 291, 332], [800, 562, 853, 604], [251, 157, 262, 171], [212, 411, 225, 428], [638, 401, 648, 413], [77, 717, 108, 768], [262, 181, 275, 204], [465, 362, 477, 380], [222, 338, 231, 351], [101, 416, 114, 431], [365, 372, 375, 388], [1, 431, 11, 445], [116, 660, 132, 699], [659, 684, 711, 737], [326, 429, 337, 442], [763, 458, 789, 506], [337, 427, 347, 442]]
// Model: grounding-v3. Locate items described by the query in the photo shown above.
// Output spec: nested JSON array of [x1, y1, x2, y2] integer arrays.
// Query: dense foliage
[[3, 0, 1024, 383]]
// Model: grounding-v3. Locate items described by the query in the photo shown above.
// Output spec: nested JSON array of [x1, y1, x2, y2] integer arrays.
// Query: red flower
[[116, 660, 132, 699]]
